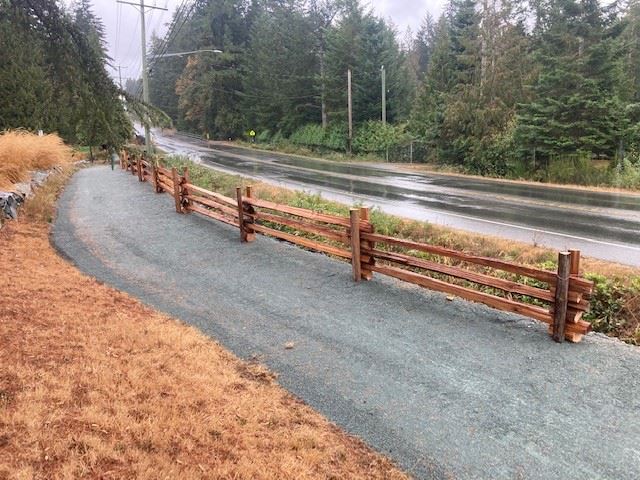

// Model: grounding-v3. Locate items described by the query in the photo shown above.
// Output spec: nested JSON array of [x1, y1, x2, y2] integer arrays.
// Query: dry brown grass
[[20, 166, 75, 224], [0, 174, 407, 479], [0, 130, 72, 189]]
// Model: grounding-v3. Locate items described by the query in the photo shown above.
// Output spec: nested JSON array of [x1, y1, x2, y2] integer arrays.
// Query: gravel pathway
[[53, 166, 640, 479]]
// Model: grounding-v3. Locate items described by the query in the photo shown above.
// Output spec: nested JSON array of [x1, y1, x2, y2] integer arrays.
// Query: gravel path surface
[[53, 166, 640, 480]]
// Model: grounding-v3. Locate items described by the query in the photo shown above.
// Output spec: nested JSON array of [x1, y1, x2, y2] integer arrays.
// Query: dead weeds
[[0, 174, 407, 479]]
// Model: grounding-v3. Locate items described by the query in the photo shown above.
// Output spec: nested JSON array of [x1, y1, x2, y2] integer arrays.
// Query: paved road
[[154, 131, 640, 266], [54, 166, 640, 480]]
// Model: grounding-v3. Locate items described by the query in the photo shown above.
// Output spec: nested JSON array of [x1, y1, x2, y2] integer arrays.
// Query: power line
[[115, 2, 122, 60], [153, 0, 193, 59], [122, 15, 140, 69], [134, 0, 191, 98], [182, 77, 321, 101], [117, 0, 168, 154]]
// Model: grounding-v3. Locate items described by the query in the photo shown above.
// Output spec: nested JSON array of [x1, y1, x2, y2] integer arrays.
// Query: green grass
[[236, 140, 387, 163]]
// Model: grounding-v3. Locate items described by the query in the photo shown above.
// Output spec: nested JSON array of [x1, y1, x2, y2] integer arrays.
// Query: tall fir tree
[[243, 0, 318, 135], [516, 0, 621, 160], [0, 0, 130, 147], [324, 1, 411, 125]]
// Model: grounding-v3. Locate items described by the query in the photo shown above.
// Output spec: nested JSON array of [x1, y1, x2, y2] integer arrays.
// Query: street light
[[153, 49, 223, 59]]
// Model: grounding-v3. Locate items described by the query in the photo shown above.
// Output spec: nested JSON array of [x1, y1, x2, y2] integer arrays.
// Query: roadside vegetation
[[236, 137, 640, 191], [148, 0, 640, 190], [0, 153, 407, 479], [159, 155, 640, 344]]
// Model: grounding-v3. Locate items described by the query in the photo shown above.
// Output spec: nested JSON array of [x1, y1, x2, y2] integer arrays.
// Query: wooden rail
[[117, 150, 595, 343], [361, 233, 592, 342]]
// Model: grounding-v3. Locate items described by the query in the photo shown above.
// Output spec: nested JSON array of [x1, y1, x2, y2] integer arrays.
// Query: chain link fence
[[368, 140, 430, 163]]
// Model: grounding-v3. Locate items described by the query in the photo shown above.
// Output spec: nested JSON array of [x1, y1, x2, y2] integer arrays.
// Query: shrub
[[286, 123, 348, 152], [352, 121, 409, 153], [270, 130, 285, 146], [323, 124, 348, 151], [466, 121, 518, 177], [613, 159, 640, 189], [289, 124, 326, 147], [0, 130, 71, 189], [584, 274, 640, 342], [256, 129, 272, 143], [545, 153, 611, 185]]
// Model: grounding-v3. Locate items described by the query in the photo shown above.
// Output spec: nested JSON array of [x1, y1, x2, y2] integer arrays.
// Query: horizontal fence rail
[[119, 148, 594, 343]]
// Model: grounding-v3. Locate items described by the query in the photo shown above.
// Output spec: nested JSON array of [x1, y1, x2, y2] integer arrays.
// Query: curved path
[[53, 166, 640, 480]]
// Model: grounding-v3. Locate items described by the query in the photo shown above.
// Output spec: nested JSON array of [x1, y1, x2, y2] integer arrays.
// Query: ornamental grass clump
[[0, 130, 71, 189]]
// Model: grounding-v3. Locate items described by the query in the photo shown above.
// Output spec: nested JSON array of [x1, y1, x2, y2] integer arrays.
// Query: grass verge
[[0, 169, 407, 479], [235, 140, 382, 163], [160, 155, 640, 345]]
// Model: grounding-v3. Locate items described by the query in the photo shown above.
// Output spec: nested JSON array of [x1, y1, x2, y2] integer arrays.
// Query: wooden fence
[[120, 150, 594, 343]]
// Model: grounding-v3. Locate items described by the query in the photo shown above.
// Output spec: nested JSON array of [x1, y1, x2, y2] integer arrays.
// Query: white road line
[[421, 209, 640, 251], [312, 188, 640, 252]]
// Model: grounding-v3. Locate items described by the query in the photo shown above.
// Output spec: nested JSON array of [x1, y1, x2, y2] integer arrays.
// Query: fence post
[[137, 155, 144, 181], [360, 207, 373, 280], [552, 251, 571, 343], [152, 162, 160, 193], [350, 209, 362, 282], [569, 249, 581, 276], [171, 167, 182, 213], [244, 185, 256, 242], [236, 187, 247, 242], [131, 155, 137, 176], [182, 167, 190, 210]]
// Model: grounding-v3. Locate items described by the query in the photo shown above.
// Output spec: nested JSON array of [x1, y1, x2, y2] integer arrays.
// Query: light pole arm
[[152, 49, 223, 59]]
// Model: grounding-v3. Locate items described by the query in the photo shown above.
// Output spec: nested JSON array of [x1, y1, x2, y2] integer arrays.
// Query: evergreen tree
[[73, 0, 130, 153], [167, 0, 256, 137], [242, 0, 318, 135], [0, 7, 54, 131], [149, 34, 188, 124], [307, 0, 346, 128], [516, 0, 620, 160], [618, 0, 640, 152], [0, 0, 131, 148], [324, 1, 411, 125], [413, 12, 437, 79], [410, 14, 452, 154]]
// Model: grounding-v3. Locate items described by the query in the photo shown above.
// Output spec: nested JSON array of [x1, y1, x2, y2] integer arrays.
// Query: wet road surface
[[154, 131, 640, 266]]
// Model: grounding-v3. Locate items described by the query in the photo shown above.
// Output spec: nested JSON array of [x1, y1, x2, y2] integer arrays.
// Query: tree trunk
[[320, 40, 328, 129]]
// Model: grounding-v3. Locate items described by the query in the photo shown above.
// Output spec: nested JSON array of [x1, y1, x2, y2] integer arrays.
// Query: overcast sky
[[89, 0, 446, 83]]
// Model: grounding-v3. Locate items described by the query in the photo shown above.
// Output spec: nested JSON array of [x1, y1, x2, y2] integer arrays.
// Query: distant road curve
[[153, 130, 640, 266]]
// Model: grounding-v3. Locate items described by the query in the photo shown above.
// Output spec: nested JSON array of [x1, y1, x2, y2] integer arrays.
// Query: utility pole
[[381, 65, 386, 125], [115, 65, 127, 90], [347, 68, 353, 154], [116, 0, 167, 154]]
